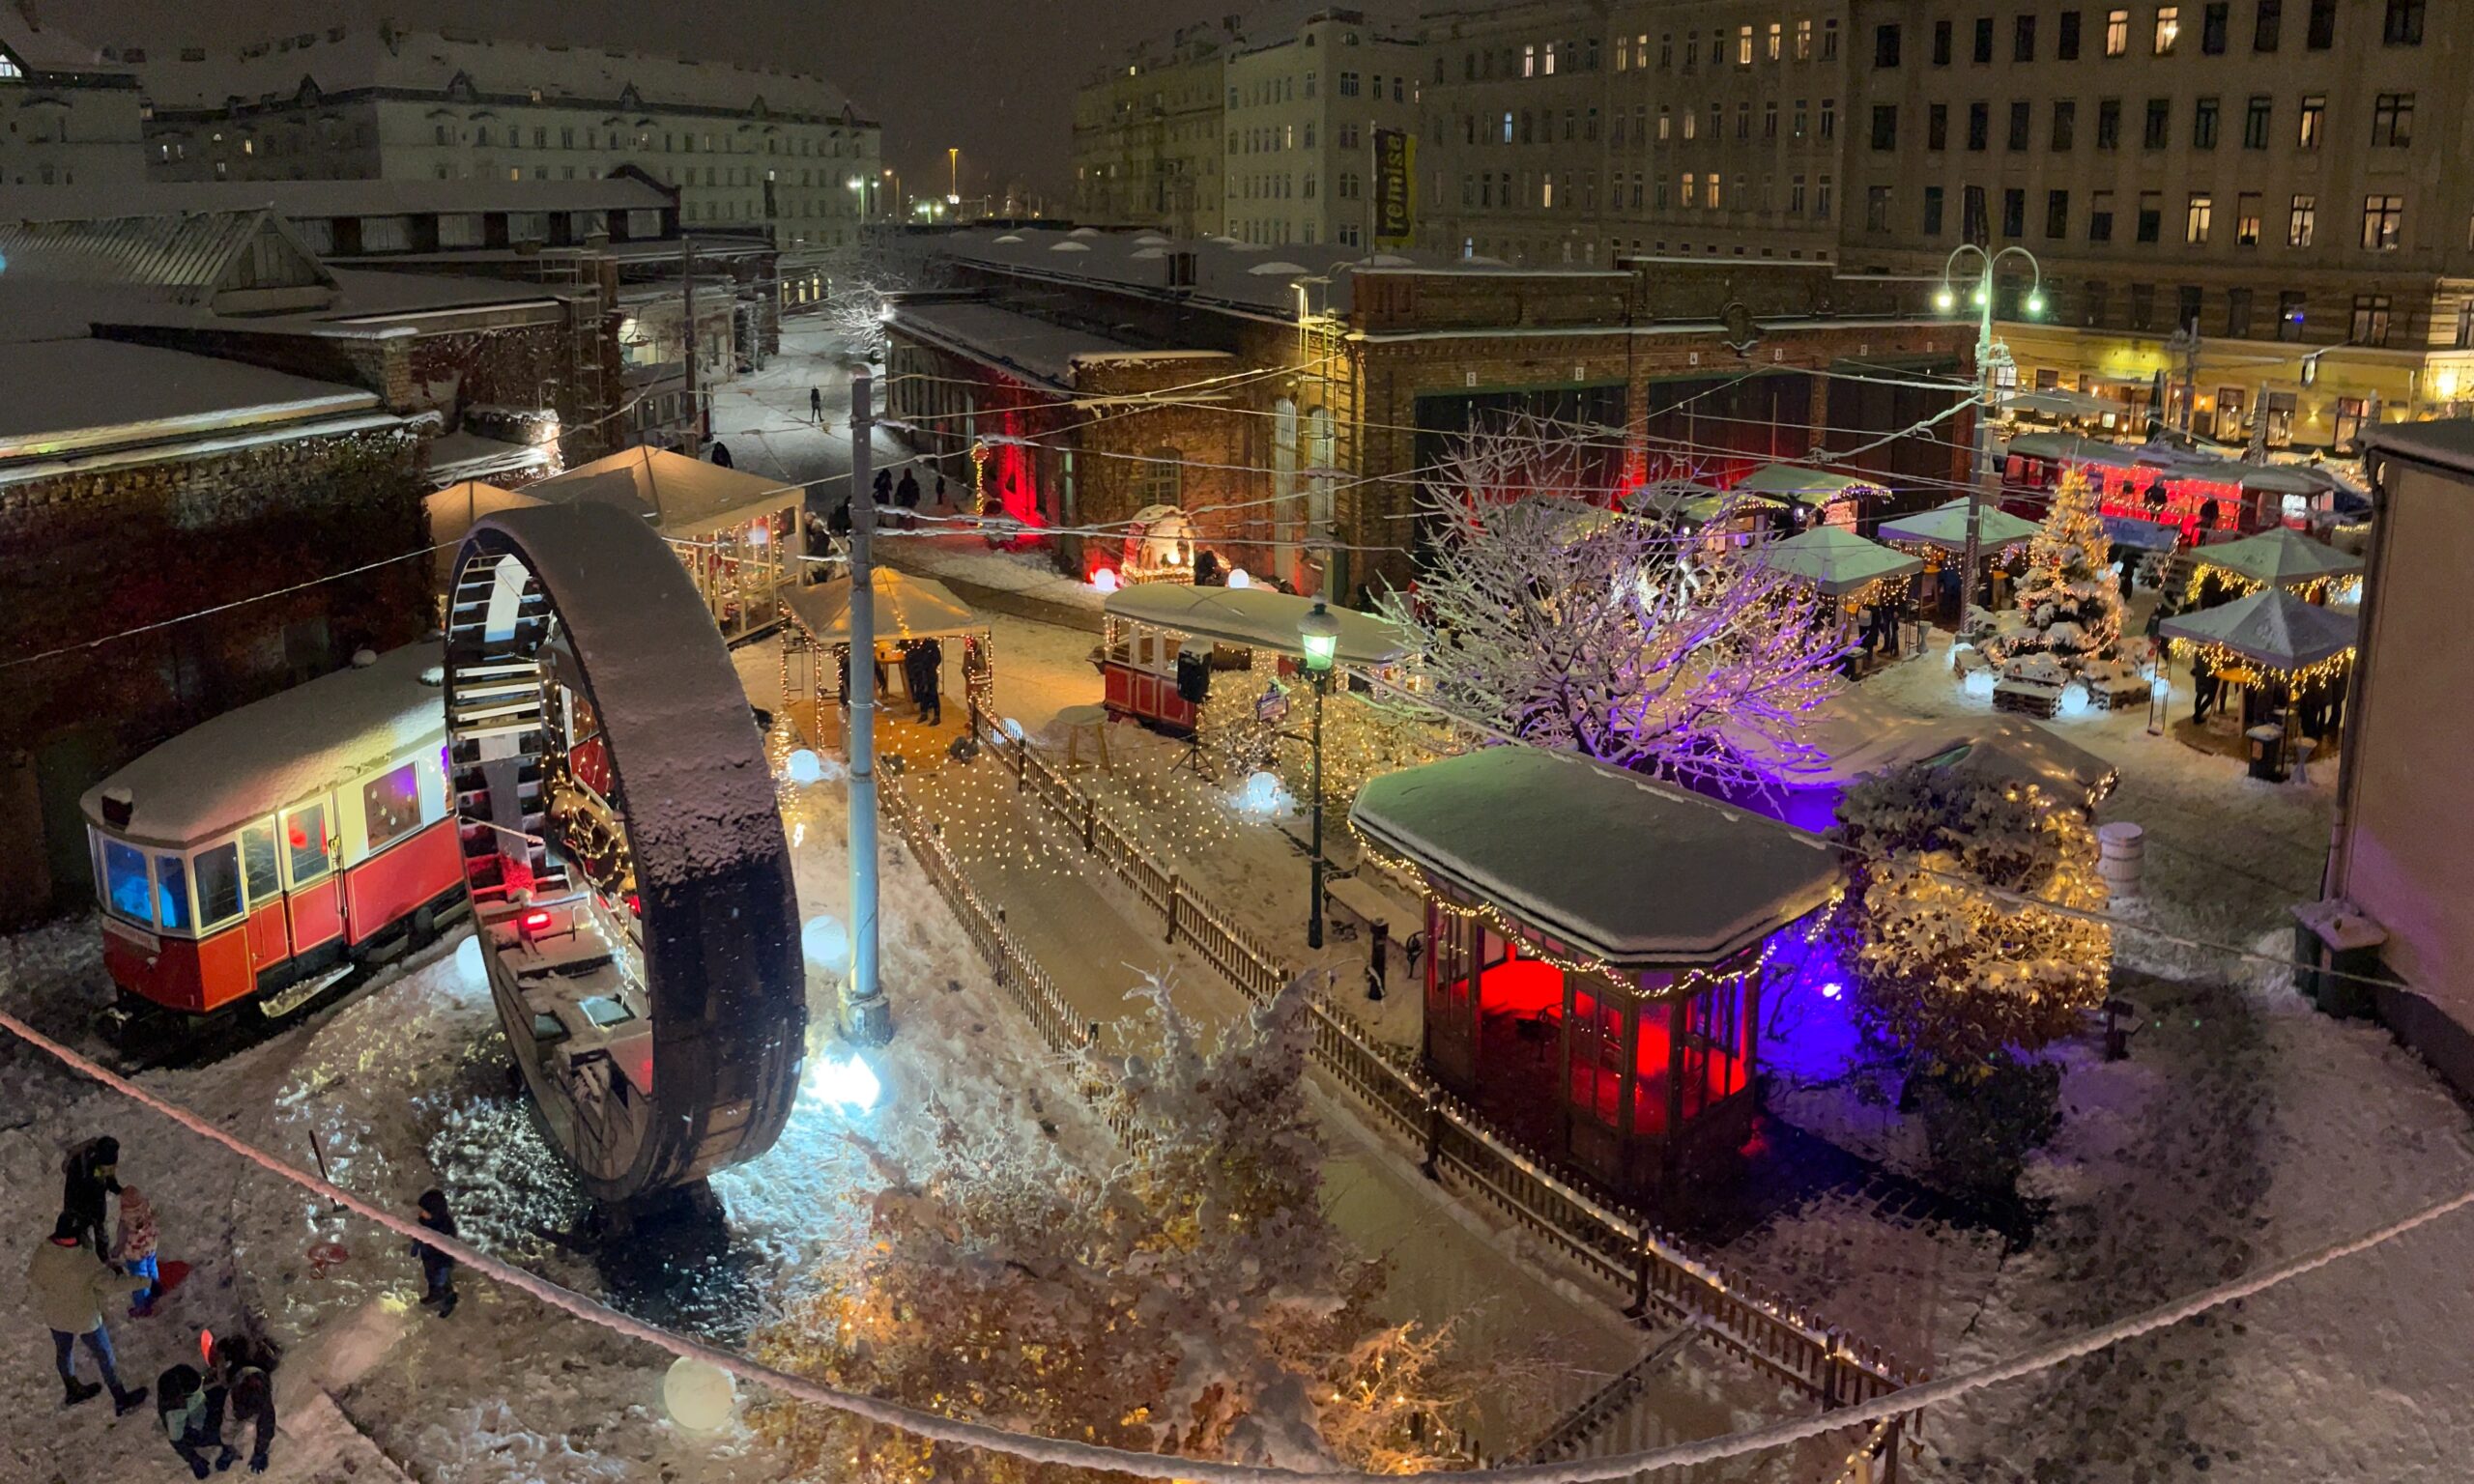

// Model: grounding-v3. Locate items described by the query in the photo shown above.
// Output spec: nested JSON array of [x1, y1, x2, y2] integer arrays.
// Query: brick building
[[885, 228, 1963, 598]]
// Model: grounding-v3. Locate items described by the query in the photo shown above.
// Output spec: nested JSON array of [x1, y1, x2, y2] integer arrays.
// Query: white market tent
[[1756, 526, 1923, 597], [526, 445, 792, 539], [1102, 584, 1410, 668], [1877, 498, 2042, 552], [1349, 748, 1839, 968], [422, 479, 542, 586], [782, 569, 981, 642], [1730, 462, 1885, 509], [2159, 587, 2358, 672], [2189, 528, 2365, 588]]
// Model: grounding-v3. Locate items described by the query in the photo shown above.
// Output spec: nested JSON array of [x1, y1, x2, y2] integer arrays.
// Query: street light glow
[[1935, 287, 1956, 312], [1299, 602, 1340, 671], [2025, 290, 2047, 316]]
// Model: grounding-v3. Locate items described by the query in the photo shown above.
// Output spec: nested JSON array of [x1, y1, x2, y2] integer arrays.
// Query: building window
[[2016, 14, 2038, 60], [2202, 2, 2230, 50], [1968, 101, 1989, 151], [1973, 15, 1995, 62], [2385, 0, 2426, 43], [2278, 290, 2307, 341], [2457, 300, 2473, 349], [2008, 100, 2031, 151], [2307, 0, 2336, 48], [2046, 188, 2070, 238], [2178, 285, 2203, 330], [1683, 172, 1697, 207], [2243, 96, 2271, 150], [2186, 192, 2213, 243], [2144, 98, 2170, 150], [2298, 94, 2324, 150], [2194, 98, 2219, 150], [2085, 279, 2111, 327], [2138, 190, 2163, 243], [2351, 294, 2395, 346], [2051, 100, 2076, 151], [2228, 287, 2255, 336], [1928, 103, 1949, 150], [2003, 187, 2027, 237], [1739, 24, 1754, 65], [2256, 0, 2284, 49], [2090, 190, 2116, 242], [2131, 283, 2156, 329], [1796, 19, 1813, 59], [2288, 193, 2316, 246], [1962, 184, 1988, 242], [1923, 184, 1945, 234], [1874, 23, 1901, 68], [1764, 100, 1777, 139], [2372, 93, 2413, 149], [2334, 395, 2372, 450], [2236, 192, 2262, 244], [2106, 8, 2130, 55], [2058, 10, 2084, 58], [1870, 104, 1898, 151], [1825, 18, 1839, 58], [2361, 194, 2404, 250], [1822, 99, 1836, 138], [2155, 6, 2181, 53], [1867, 185, 1892, 232], [1818, 173, 1833, 217]]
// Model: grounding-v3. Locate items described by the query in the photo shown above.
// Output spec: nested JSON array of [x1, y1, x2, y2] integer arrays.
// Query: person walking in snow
[[60, 1136, 121, 1266], [209, 1335, 277, 1475], [411, 1189, 459, 1318], [895, 467, 922, 528], [155, 1364, 232, 1478], [114, 1184, 159, 1317], [28, 1213, 149, 1413], [934, 472, 949, 510], [810, 385, 824, 423], [872, 469, 894, 504], [904, 638, 944, 727]]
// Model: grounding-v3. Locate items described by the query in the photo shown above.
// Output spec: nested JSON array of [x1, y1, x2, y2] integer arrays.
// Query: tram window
[[362, 762, 423, 849], [156, 854, 190, 932], [284, 802, 331, 883], [241, 823, 280, 905], [101, 839, 152, 924], [193, 843, 244, 929]]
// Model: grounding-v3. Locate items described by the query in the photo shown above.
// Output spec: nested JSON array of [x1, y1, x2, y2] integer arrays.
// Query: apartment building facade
[[1072, 21, 1232, 238], [1224, 9, 1423, 248], [1416, 0, 1848, 268], [121, 24, 878, 250], [1842, 0, 2474, 448], [0, 9, 142, 186]]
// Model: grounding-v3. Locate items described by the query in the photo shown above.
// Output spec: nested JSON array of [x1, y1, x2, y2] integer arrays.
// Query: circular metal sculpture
[[445, 501, 805, 1202]]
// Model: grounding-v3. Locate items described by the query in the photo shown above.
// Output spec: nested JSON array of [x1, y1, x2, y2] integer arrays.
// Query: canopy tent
[[782, 569, 981, 643], [1350, 748, 1839, 970], [2000, 387, 2116, 419], [1730, 462, 1886, 508], [1102, 583, 1411, 668], [1877, 498, 2042, 552], [527, 445, 793, 539], [422, 480, 541, 586], [2159, 587, 2358, 672], [2189, 528, 2364, 588], [1756, 525, 1922, 597], [1638, 482, 1782, 526]]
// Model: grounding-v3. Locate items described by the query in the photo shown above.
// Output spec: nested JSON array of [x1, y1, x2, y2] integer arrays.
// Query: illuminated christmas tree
[[1999, 466, 2122, 676]]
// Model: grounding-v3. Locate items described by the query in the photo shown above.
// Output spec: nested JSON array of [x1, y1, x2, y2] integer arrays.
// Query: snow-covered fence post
[[1164, 874, 1182, 945], [1082, 796, 1097, 851], [1419, 1084, 1444, 1181], [1628, 1227, 1653, 1319]]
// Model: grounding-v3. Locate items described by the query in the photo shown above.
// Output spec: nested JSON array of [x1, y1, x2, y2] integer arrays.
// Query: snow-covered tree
[[815, 243, 908, 358], [1828, 763, 2112, 1075], [1372, 415, 1848, 790], [1994, 467, 2121, 676], [751, 975, 1506, 1481]]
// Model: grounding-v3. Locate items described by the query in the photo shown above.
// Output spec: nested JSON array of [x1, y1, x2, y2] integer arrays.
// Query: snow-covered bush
[[1828, 762, 2112, 1076]]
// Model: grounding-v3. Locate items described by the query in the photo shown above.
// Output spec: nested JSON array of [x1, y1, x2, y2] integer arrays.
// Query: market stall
[[2184, 527, 2365, 606], [527, 446, 801, 641], [779, 569, 993, 758], [2159, 587, 2358, 779], [1729, 462, 1884, 530], [1878, 498, 2043, 623], [1351, 748, 1840, 1203], [1096, 584, 1408, 735]]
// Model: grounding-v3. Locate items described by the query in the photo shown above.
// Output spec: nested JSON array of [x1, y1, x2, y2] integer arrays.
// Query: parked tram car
[[1999, 433, 2322, 543], [80, 645, 465, 1033]]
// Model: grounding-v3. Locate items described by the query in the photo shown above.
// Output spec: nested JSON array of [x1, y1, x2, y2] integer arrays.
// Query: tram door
[[239, 821, 289, 976], [279, 797, 346, 956]]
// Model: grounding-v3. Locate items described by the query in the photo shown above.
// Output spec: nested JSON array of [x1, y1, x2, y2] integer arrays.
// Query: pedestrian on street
[[873, 469, 894, 504], [895, 467, 921, 510], [61, 1135, 121, 1264], [809, 385, 824, 423], [114, 1184, 159, 1318], [827, 499, 853, 538], [209, 1335, 276, 1475], [904, 639, 944, 727], [28, 1212, 149, 1413], [934, 473, 949, 510], [411, 1189, 459, 1319], [708, 441, 734, 470], [155, 1364, 232, 1478]]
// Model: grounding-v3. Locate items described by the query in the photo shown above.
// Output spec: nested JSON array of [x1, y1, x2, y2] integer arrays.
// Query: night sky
[[72, 0, 1416, 206]]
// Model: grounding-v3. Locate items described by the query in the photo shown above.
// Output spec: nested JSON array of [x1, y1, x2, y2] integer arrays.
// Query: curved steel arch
[[445, 501, 805, 1203]]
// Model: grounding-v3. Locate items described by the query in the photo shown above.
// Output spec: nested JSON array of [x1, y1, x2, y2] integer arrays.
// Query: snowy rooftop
[[0, 339, 380, 465], [889, 300, 1206, 390], [0, 8, 122, 72], [1350, 749, 1841, 970], [1756, 526, 1924, 597], [784, 569, 983, 642], [527, 445, 793, 539], [81, 643, 446, 847], [2191, 528, 2364, 587], [0, 177, 672, 222], [2367, 418, 2474, 478], [935, 228, 1556, 318], [1103, 584, 1409, 666], [2159, 587, 2359, 671]]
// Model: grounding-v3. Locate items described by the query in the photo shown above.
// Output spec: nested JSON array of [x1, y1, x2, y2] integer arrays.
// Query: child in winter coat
[[411, 1189, 459, 1318], [115, 1184, 160, 1317]]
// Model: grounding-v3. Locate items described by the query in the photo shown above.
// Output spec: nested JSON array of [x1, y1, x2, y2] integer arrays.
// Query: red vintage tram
[[80, 645, 465, 1024], [2000, 432, 2322, 542]]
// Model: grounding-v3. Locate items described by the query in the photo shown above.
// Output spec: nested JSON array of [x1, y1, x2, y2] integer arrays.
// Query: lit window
[[2105, 8, 2130, 55], [2154, 6, 2180, 53], [101, 838, 151, 925]]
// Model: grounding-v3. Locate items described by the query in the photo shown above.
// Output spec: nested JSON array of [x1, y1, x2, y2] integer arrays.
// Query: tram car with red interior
[[80, 645, 465, 1030], [1999, 432, 2319, 543]]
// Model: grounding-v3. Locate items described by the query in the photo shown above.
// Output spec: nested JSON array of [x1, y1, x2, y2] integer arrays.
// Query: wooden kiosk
[[1351, 749, 1840, 1201]]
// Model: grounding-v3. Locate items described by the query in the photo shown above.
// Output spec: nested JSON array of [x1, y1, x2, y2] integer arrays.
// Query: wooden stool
[[1057, 703, 1112, 772]]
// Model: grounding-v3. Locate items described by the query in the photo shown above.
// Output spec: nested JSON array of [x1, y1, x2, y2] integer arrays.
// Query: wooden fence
[[948, 728, 1926, 1445]]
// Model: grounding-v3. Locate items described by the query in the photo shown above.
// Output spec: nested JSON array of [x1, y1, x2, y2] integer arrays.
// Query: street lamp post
[[1298, 601, 1340, 952], [1935, 244, 2045, 623]]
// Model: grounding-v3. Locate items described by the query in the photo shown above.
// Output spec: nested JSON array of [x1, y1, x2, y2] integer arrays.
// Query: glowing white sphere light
[[800, 915, 850, 973], [783, 749, 825, 785], [663, 1356, 738, 1432]]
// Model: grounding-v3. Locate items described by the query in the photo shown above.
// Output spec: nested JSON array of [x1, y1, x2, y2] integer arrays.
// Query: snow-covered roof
[[527, 445, 793, 539], [888, 300, 1195, 389], [1734, 689, 2115, 804], [1731, 463, 1885, 505], [1877, 499, 2042, 553], [2191, 528, 2364, 587], [1103, 584, 1409, 667], [782, 569, 982, 642], [422, 479, 542, 583], [1350, 749, 1840, 970], [0, 177, 671, 224], [81, 643, 446, 848], [934, 228, 1482, 318], [2006, 431, 2143, 468], [0, 8, 121, 72], [1757, 526, 1924, 597], [2367, 418, 2474, 477], [0, 339, 380, 463], [0, 208, 331, 305], [2159, 587, 2358, 672]]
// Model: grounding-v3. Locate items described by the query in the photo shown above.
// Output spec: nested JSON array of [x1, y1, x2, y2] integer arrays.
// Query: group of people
[[26, 1133, 470, 1477], [871, 464, 943, 528]]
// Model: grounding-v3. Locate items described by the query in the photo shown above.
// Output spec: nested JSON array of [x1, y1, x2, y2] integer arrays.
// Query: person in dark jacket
[[872, 469, 894, 504], [903, 639, 944, 726], [210, 1335, 277, 1474], [809, 385, 824, 423], [156, 1364, 232, 1478], [827, 499, 853, 538], [934, 472, 949, 509], [411, 1189, 458, 1318], [61, 1136, 121, 1263], [895, 468, 921, 509], [708, 441, 734, 470]]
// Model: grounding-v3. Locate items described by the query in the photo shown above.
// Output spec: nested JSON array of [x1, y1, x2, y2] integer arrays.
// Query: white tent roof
[[1731, 463, 1885, 505], [1103, 585, 1409, 667], [782, 569, 982, 642], [527, 446, 792, 539], [2159, 587, 2358, 671], [81, 644, 446, 848], [1757, 526, 1923, 596], [1732, 689, 2116, 804], [2191, 528, 2365, 587], [1877, 498, 2041, 553]]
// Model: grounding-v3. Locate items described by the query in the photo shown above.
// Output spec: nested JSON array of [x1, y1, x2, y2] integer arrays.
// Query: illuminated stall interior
[[778, 569, 993, 760], [526, 446, 799, 641], [1351, 749, 1840, 1203]]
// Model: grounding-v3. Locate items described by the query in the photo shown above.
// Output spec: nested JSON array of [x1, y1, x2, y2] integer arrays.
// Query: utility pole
[[679, 235, 698, 449], [1941, 245, 2041, 625], [844, 365, 891, 1045]]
